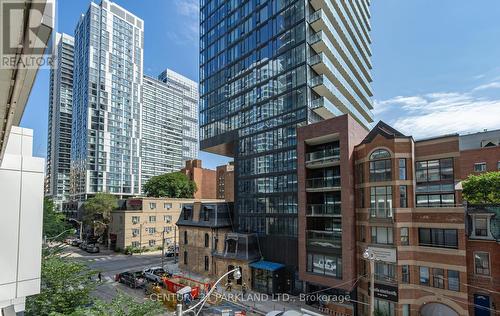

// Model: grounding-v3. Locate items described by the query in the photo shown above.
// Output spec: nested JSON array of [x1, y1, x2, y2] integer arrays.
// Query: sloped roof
[[361, 121, 408, 144]]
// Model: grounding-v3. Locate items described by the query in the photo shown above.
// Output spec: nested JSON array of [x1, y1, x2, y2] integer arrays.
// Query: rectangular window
[[131, 241, 140, 248], [132, 216, 140, 224], [474, 216, 488, 237], [416, 158, 454, 182], [418, 228, 458, 248], [374, 262, 396, 282], [371, 226, 393, 245], [399, 158, 407, 180], [204, 256, 209, 271], [474, 162, 486, 172], [448, 270, 459, 291], [149, 202, 156, 209], [370, 186, 393, 218], [497, 161, 500, 170], [399, 185, 408, 208], [132, 228, 139, 237], [147, 227, 156, 234], [306, 253, 342, 278], [370, 159, 392, 182], [432, 268, 444, 289], [149, 216, 156, 222], [474, 252, 490, 275], [184, 251, 188, 265], [402, 265, 410, 283], [419, 266, 430, 285], [164, 203, 172, 209], [149, 240, 156, 247], [400, 227, 409, 245], [164, 215, 172, 223], [402, 305, 410, 316]]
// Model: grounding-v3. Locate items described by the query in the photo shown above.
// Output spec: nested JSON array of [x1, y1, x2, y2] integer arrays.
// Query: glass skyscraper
[[45, 33, 74, 210], [71, 0, 144, 200], [199, 0, 373, 285]]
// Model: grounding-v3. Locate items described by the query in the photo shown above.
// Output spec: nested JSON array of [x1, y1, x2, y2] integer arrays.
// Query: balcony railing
[[306, 177, 341, 189], [306, 148, 340, 163], [369, 207, 393, 219], [307, 204, 341, 216], [307, 230, 342, 249]]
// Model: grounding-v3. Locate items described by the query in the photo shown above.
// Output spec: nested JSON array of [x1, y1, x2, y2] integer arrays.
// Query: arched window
[[204, 233, 210, 248], [369, 149, 392, 182], [184, 231, 188, 244]]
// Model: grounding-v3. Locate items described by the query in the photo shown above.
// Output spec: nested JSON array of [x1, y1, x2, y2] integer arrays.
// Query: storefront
[[250, 261, 285, 294]]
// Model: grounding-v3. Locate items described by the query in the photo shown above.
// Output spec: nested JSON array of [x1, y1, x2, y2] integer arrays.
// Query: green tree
[[25, 252, 96, 315], [143, 172, 197, 198], [462, 171, 500, 204], [83, 193, 118, 246], [43, 197, 71, 240], [69, 293, 164, 316]]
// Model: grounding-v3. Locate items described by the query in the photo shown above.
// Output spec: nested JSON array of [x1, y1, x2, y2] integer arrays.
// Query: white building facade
[[71, 0, 144, 200], [45, 33, 74, 210]]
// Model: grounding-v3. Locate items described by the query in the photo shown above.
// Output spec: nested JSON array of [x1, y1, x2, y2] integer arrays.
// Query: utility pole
[[370, 258, 375, 316], [174, 225, 177, 264], [139, 223, 143, 255], [161, 230, 165, 268]]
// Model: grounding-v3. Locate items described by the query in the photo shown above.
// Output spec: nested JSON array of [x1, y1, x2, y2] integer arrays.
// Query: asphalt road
[[62, 245, 181, 302]]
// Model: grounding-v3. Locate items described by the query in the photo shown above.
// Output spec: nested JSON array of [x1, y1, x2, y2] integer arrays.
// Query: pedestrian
[[242, 282, 248, 296], [98, 272, 102, 282]]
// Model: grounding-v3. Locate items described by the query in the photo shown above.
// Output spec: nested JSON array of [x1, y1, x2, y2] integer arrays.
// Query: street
[[62, 245, 180, 302]]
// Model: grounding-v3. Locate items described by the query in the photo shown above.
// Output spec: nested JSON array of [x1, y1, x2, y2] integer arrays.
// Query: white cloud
[[473, 81, 500, 91], [171, 0, 199, 43], [375, 90, 500, 139]]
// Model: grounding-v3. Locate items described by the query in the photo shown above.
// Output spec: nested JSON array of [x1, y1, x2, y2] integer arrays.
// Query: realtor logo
[[1, 0, 54, 69]]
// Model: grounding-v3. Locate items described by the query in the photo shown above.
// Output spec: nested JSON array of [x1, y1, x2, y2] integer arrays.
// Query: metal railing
[[307, 204, 341, 216], [306, 148, 340, 163], [306, 176, 341, 189], [306, 230, 342, 248]]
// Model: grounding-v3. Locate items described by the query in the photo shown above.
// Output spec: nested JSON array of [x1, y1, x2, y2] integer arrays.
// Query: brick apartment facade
[[109, 197, 223, 251], [297, 114, 368, 315], [296, 117, 499, 316], [181, 159, 217, 199], [216, 163, 235, 202]]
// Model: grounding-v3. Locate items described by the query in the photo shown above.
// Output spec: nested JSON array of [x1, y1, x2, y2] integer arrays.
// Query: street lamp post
[[363, 248, 379, 316], [177, 266, 242, 316], [44, 228, 77, 244]]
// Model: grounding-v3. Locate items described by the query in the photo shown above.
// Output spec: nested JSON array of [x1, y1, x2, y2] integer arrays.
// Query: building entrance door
[[420, 303, 458, 316], [474, 294, 491, 316]]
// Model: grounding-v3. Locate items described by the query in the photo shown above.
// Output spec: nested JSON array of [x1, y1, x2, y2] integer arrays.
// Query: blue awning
[[249, 260, 285, 272]]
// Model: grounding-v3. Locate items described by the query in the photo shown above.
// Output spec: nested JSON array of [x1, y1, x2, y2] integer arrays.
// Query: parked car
[[165, 245, 179, 257], [143, 267, 172, 283], [115, 271, 146, 289], [86, 244, 100, 253], [79, 241, 88, 250], [71, 239, 82, 246]]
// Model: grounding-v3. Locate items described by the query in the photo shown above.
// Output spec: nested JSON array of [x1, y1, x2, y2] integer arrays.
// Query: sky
[[21, 0, 500, 168]]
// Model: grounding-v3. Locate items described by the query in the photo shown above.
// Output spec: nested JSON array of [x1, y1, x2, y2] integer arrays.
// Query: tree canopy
[[83, 193, 117, 226], [462, 171, 500, 204], [43, 197, 71, 240], [143, 172, 197, 198]]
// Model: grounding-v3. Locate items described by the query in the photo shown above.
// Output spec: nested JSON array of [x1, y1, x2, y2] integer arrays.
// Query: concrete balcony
[[369, 208, 394, 223], [305, 147, 341, 168], [306, 176, 341, 192], [306, 204, 342, 217], [309, 0, 372, 66], [310, 97, 342, 120], [309, 30, 373, 97], [309, 53, 372, 119]]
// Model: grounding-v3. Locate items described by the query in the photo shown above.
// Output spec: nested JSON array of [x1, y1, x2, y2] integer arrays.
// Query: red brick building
[[297, 117, 500, 316], [216, 162, 235, 202], [181, 159, 217, 199]]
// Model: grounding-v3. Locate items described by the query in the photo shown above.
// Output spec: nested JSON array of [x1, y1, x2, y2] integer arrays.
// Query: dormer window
[[471, 214, 494, 239]]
